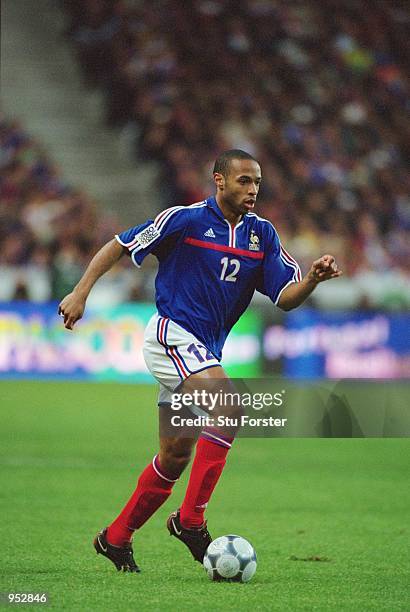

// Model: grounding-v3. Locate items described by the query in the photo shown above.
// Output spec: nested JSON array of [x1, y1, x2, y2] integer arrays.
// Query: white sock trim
[[152, 455, 178, 483]]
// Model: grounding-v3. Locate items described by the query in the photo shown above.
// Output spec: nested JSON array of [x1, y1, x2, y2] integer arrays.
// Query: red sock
[[107, 455, 177, 546], [180, 432, 233, 529]]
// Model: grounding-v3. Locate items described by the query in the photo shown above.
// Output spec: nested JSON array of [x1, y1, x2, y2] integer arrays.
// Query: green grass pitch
[[0, 381, 409, 611]]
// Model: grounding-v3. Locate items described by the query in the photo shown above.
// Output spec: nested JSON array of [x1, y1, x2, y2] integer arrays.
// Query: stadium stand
[[1, 0, 409, 308], [63, 0, 410, 306], [0, 116, 149, 304]]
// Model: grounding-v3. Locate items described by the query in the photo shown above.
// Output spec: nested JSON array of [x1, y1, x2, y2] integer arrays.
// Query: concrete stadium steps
[[1, 0, 158, 222]]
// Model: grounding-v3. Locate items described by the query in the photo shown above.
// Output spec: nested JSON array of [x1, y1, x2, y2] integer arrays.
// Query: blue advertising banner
[[263, 309, 410, 379], [0, 302, 261, 381]]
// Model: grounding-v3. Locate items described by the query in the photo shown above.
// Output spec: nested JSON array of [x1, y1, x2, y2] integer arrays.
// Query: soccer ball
[[203, 535, 257, 583]]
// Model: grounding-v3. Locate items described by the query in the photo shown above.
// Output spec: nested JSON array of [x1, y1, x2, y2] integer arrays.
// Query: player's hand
[[58, 291, 86, 330], [307, 255, 342, 283]]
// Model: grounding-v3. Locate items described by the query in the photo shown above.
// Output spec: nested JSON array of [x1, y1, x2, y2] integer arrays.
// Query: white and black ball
[[203, 535, 257, 583]]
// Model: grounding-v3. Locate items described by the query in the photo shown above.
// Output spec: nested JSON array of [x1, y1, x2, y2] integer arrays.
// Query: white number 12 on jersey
[[220, 257, 240, 282]]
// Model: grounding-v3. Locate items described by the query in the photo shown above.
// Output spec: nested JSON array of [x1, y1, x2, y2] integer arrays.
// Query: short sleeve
[[115, 206, 189, 267], [257, 226, 302, 304]]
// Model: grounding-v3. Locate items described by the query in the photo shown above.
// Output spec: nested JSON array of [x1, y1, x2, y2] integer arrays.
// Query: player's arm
[[277, 254, 342, 311], [58, 238, 125, 330]]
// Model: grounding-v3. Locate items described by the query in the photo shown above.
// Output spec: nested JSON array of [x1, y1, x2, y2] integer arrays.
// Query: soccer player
[[59, 149, 342, 572]]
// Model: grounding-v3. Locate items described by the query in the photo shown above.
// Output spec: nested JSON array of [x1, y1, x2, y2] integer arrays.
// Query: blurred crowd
[[1, 0, 409, 308], [62, 0, 409, 307], [0, 116, 146, 303]]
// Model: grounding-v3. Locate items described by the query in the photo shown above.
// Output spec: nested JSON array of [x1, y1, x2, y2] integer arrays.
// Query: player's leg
[[94, 314, 200, 572], [158, 415, 198, 479], [106, 409, 196, 548], [95, 408, 196, 572], [167, 365, 241, 561], [179, 365, 240, 528]]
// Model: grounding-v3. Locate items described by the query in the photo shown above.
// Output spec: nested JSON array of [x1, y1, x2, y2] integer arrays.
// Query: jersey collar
[[206, 195, 248, 225], [206, 196, 226, 221]]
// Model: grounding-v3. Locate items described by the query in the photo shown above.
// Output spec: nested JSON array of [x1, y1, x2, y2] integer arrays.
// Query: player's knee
[[213, 401, 243, 422]]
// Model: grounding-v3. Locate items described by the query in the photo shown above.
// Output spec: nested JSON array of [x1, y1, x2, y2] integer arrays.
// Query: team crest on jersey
[[248, 230, 260, 251], [136, 223, 160, 247]]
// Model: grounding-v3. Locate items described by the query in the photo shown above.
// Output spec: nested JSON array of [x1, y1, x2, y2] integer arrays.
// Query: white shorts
[[143, 313, 221, 406]]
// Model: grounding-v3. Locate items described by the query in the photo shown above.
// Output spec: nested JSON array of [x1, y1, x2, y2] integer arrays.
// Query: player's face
[[216, 159, 262, 216]]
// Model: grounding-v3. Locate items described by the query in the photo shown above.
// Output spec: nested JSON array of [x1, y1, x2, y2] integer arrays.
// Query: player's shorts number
[[187, 343, 214, 363], [220, 257, 240, 282]]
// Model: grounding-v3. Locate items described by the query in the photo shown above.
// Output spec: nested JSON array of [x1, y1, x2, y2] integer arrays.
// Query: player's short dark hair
[[213, 150, 259, 177]]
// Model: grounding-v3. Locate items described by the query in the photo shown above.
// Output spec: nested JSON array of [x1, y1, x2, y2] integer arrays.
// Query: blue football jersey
[[116, 196, 301, 360]]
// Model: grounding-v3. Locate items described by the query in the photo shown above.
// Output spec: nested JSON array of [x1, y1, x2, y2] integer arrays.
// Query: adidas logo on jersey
[[204, 228, 216, 238]]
